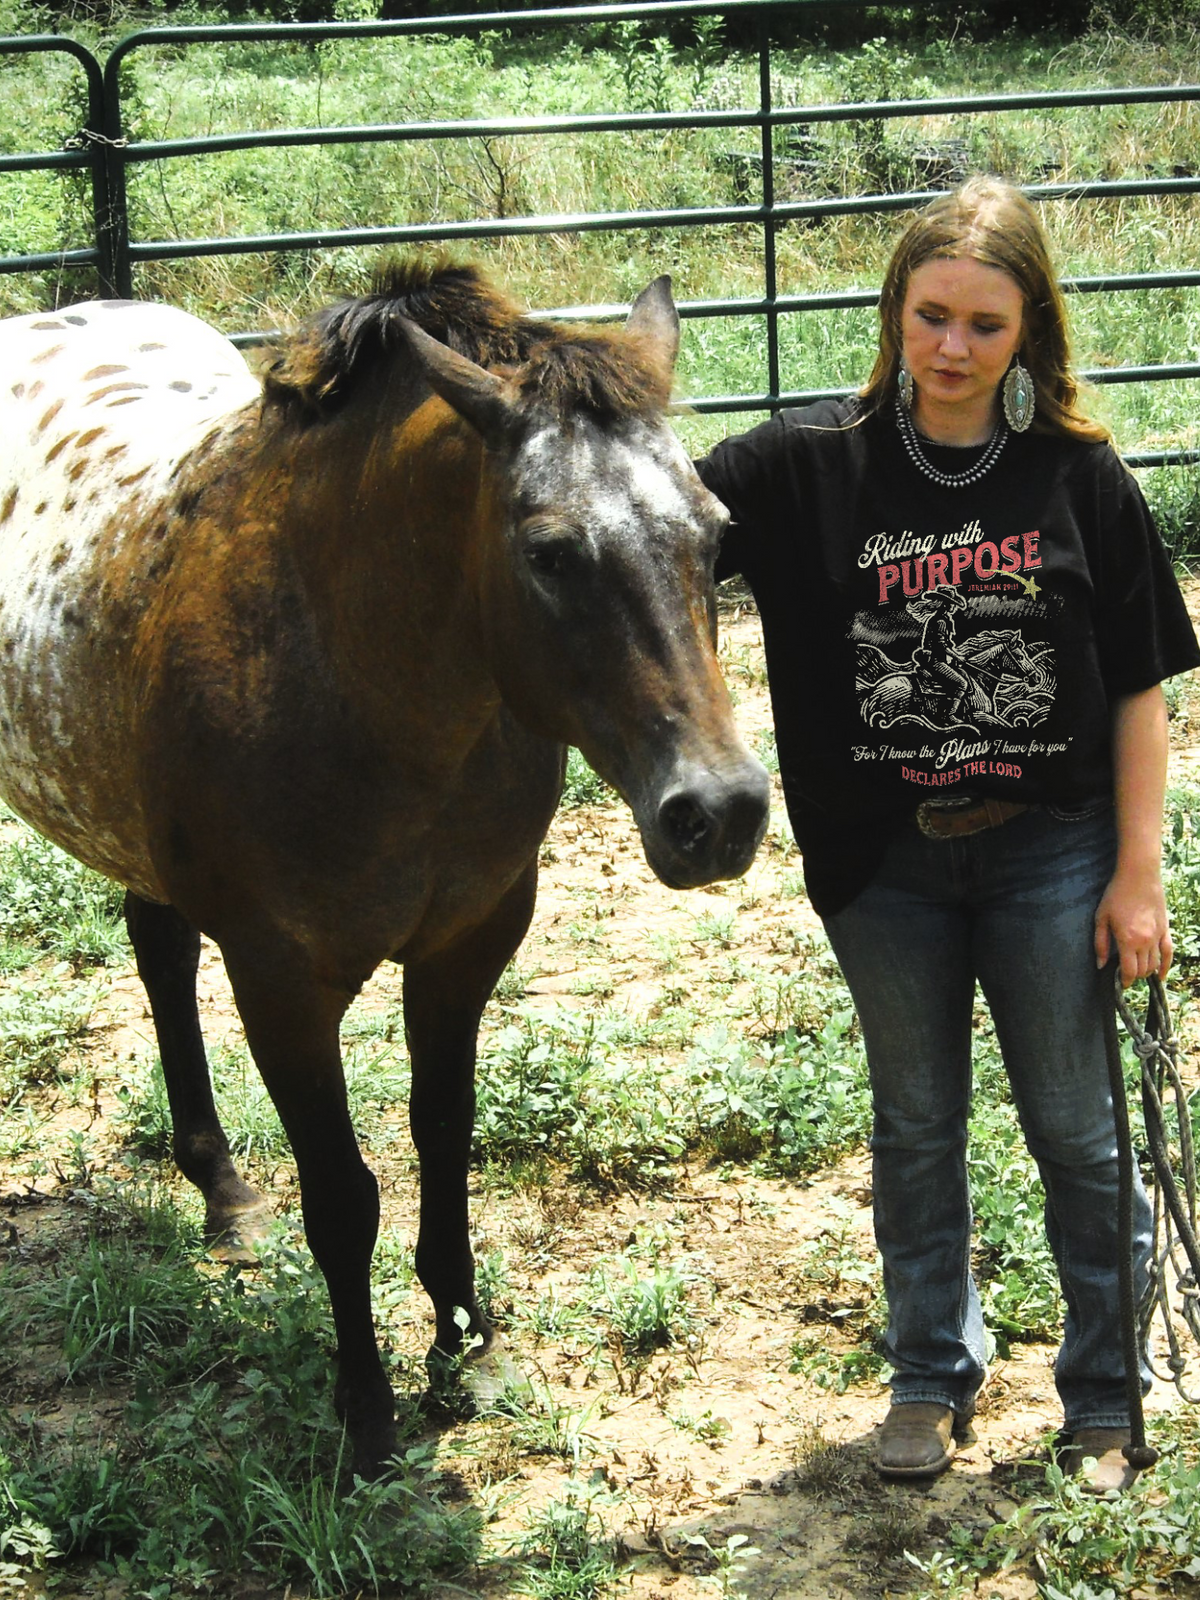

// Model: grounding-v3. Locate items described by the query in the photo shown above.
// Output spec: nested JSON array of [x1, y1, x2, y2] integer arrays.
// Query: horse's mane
[[262, 257, 674, 425]]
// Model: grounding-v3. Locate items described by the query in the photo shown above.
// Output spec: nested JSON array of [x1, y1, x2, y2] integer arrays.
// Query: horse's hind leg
[[124, 892, 272, 1260]]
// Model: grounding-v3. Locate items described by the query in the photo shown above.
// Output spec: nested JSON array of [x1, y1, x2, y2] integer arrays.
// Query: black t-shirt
[[699, 397, 1200, 915]]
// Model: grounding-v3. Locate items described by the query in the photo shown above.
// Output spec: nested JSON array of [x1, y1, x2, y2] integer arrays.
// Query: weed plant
[[0, 812, 126, 968], [0, 978, 95, 1104], [560, 748, 614, 810], [1163, 783, 1200, 970], [907, 1430, 1200, 1596], [515, 1487, 619, 1600], [0, 1198, 479, 1596], [474, 1005, 687, 1187]]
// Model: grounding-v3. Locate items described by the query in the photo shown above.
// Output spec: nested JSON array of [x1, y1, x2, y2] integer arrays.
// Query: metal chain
[[1115, 971, 1200, 1404], [64, 129, 130, 150]]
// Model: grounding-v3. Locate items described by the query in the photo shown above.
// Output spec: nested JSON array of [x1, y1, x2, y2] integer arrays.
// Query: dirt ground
[[3, 586, 1200, 1599]]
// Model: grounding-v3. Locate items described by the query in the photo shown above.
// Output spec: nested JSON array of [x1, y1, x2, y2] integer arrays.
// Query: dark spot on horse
[[107, 395, 145, 408], [31, 344, 65, 366], [75, 426, 106, 448], [65, 314, 87, 325], [174, 488, 203, 520], [11, 382, 25, 399], [32, 320, 65, 331], [62, 605, 85, 628], [118, 466, 151, 487], [44, 434, 76, 464], [139, 342, 167, 352], [84, 364, 130, 380], [67, 458, 90, 482], [104, 443, 129, 460], [62, 497, 77, 514], [0, 487, 17, 525], [169, 380, 193, 392], [37, 399, 65, 435], [34, 502, 48, 516], [1, 641, 14, 658], [49, 544, 71, 571]]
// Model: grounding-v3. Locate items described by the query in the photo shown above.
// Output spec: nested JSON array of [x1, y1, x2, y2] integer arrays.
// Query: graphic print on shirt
[[850, 520, 1058, 739]]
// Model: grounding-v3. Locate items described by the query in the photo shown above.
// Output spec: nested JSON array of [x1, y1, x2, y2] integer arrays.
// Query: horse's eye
[[522, 525, 580, 581], [526, 540, 568, 576]]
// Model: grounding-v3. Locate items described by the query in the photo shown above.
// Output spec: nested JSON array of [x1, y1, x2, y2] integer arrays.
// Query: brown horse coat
[[0, 262, 768, 1477]]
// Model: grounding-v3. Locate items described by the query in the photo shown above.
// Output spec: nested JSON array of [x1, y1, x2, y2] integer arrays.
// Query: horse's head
[[396, 280, 769, 890]]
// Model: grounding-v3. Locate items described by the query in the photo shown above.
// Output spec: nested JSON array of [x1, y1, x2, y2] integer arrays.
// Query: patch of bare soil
[[3, 588, 1199, 1599]]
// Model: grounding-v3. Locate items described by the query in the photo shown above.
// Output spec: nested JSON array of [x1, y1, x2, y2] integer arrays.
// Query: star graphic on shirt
[[1006, 572, 1041, 601]]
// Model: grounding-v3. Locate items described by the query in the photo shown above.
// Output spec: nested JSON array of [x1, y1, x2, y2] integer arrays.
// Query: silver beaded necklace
[[895, 397, 1009, 488]]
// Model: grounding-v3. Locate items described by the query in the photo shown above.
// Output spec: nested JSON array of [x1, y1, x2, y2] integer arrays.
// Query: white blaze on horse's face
[[499, 410, 757, 889], [512, 415, 727, 594]]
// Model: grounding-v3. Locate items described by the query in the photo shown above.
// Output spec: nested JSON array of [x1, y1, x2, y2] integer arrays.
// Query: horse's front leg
[[124, 893, 272, 1260], [220, 941, 395, 1479], [403, 863, 538, 1397]]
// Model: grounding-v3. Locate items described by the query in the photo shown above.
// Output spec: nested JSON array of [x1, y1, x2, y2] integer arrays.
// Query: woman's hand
[[1095, 685, 1172, 987], [1094, 864, 1171, 985]]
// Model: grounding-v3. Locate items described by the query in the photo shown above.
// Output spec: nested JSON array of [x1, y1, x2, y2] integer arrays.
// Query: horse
[[0, 261, 770, 1479], [858, 627, 1048, 732]]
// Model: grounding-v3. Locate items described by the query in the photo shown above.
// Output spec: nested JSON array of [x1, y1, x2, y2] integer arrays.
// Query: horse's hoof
[[425, 1339, 530, 1416], [350, 1430, 400, 1484], [463, 1346, 532, 1413], [204, 1200, 276, 1265]]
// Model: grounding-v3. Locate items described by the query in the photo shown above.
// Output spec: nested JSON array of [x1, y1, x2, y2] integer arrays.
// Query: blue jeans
[[823, 805, 1151, 1432]]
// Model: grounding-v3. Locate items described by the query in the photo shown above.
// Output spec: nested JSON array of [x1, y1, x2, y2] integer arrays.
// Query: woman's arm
[[1094, 684, 1172, 986]]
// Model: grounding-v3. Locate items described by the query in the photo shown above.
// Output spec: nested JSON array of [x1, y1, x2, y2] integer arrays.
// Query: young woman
[[698, 177, 1199, 1491]]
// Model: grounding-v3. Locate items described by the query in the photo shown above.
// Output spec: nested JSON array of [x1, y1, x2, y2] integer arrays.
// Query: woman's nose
[[939, 321, 969, 356]]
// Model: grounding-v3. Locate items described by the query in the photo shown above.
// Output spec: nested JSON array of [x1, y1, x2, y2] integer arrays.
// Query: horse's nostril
[[660, 792, 713, 853]]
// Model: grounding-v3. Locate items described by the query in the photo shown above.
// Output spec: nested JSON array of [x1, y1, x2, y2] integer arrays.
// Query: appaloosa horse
[[0, 262, 769, 1477]]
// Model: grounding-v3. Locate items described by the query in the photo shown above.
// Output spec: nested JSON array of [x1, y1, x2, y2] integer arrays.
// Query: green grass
[[0, 1194, 479, 1597]]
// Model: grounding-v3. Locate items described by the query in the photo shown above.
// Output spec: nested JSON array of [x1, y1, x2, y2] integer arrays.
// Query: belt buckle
[[916, 801, 952, 839], [916, 798, 981, 840]]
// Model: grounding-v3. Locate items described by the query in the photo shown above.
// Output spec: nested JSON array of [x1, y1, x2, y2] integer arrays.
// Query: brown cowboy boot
[[1061, 1429, 1142, 1495], [875, 1403, 957, 1479]]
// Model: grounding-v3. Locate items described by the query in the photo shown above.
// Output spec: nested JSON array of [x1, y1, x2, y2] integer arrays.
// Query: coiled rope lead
[[1105, 968, 1200, 1474]]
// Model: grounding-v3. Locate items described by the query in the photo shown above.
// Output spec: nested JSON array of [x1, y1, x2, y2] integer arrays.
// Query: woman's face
[[900, 256, 1026, 423]]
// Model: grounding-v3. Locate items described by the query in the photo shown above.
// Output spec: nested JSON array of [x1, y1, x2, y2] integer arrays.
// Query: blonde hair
[[859, 177, 1107, 443]]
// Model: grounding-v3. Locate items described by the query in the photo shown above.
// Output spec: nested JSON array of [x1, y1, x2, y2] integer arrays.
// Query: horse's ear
[[625, 276, 679, 373], [395, 316, 519, 449]]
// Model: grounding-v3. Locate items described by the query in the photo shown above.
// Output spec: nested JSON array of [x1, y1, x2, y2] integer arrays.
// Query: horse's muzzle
[[646, 760, 770, 889]]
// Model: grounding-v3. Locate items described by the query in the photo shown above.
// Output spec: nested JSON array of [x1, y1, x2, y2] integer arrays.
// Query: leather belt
[[916, 798, 1031, 840]]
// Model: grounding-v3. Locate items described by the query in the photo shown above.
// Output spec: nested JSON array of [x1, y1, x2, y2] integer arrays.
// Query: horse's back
[[0, 302, 261, 890], [1, 300, 258, 466]]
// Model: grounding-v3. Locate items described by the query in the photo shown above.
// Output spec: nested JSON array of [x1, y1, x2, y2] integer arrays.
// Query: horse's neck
[[263, 403, 504, 733]]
